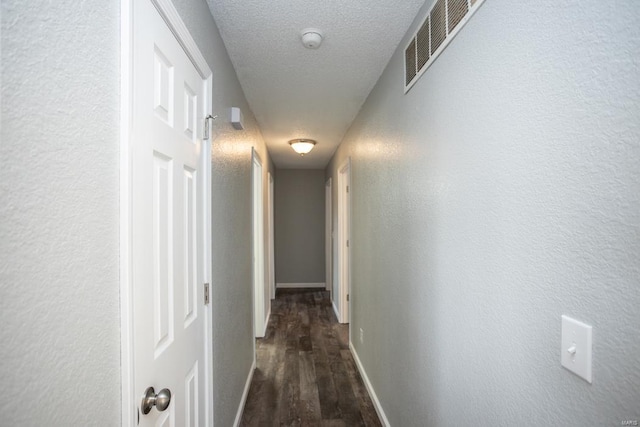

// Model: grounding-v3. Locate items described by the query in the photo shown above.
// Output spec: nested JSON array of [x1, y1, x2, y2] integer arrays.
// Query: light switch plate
[[561, 315, 593, 383]]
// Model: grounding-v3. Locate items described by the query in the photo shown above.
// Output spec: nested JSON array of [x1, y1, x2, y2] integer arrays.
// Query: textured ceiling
[[206, 0, 426, 169]]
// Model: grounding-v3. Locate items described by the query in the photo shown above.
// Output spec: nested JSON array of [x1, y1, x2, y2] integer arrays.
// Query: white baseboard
[[332, 300, 340, 322], [349, 342, 391, 427], [276, 282, 326, 288], [232, 358, 256, 427]]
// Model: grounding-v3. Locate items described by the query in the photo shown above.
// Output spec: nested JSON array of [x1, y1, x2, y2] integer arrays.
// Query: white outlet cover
[[561, 315, 593, 383]]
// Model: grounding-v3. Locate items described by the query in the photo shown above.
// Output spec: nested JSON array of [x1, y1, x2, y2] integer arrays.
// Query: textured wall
[[274, 169, 326, 284], [0, 1, 121, 425], [326, 0, 640, 425], [171, 1, 274, 425]]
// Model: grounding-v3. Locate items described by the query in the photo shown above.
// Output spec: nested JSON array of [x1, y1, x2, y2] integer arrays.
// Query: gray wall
[[0, 1, 121, 425], [326, 1, 640, 426], [0, 1, 273, 426], [275, 169, 326, 284]]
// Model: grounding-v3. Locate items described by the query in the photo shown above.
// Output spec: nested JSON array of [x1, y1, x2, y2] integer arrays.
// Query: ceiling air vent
[[416, 17, 430, 72], [430, 0, 446, 54], [448, 0, 470, 33], [404, 0, 486, 93], [405, 38, 417, 86]]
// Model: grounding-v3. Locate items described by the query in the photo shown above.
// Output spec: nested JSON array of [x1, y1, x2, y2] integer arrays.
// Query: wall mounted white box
[[230, 107, 244, 130], [561, 315, 593, 383]]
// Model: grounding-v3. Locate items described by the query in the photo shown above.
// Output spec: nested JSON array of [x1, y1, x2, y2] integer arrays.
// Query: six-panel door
[[132, 0, 207, 425]]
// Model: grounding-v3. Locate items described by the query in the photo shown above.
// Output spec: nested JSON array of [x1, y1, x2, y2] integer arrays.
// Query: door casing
[[325, 178, 332, 295], [268, 172, 275, 300], [252, 149, 266, 338], [120, 0, 214, 425], [337, 158, 351, 324]]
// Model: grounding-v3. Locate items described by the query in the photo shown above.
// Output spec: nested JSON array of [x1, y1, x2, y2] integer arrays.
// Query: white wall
[[326, 0, 640, 425], [0, 1, 121, 425]]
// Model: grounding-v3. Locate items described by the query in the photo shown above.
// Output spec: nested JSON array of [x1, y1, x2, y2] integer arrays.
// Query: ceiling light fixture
[[289, 139, 316, 156], [301, 28, 324, 49]]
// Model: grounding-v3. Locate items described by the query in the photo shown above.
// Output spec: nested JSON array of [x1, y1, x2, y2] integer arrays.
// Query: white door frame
[[268, 172, 275, 300], [325, 178, 332, 295], [120, 0, 214, 425], [252, 149, 266, 338], [337, 158, 351, 324]]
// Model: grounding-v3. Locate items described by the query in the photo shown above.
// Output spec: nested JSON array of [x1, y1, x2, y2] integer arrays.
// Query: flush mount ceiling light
[[289, 139, 316, 156], [301, 28, 324, 49]]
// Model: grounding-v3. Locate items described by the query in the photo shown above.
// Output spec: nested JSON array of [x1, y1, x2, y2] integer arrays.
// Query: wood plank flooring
[[240, 288, 382, 427]]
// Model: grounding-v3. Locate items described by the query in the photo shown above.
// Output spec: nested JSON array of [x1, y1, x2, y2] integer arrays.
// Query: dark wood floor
[[240, 288, 382, 427]]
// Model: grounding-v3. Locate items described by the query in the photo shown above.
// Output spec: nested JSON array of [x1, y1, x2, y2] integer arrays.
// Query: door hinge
[[346, 185, 349, 193], [347, 239, 349, 247], [347, 294, 349, 302], [204, 282, 210, 305]]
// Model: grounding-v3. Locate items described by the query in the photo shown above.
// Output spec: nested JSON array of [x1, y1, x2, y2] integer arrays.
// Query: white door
[[132, 0, 208, 425]]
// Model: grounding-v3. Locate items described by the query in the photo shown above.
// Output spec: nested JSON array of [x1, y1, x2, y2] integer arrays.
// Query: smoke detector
[[301, 28, 324, 49]]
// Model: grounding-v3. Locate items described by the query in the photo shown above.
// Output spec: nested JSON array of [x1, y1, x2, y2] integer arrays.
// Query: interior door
[[132, 0, 207, 425]]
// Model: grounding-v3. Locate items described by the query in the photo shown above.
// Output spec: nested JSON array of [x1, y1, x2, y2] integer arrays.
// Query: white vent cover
[[404, 0, 485, 93], [405, 38, 417, 86]]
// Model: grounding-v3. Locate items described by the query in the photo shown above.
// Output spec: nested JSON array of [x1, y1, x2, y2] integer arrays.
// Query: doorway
[[337, 159, 351, 324], [252, 149, 266, 338], [121, 0, 214, 425], [325, 178, 333, 297], [268, 172, 275, 300]]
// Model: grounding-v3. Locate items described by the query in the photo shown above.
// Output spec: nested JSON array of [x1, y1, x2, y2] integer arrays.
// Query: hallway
[[2, 1, 639, 425], [241, 289, 381, 426]]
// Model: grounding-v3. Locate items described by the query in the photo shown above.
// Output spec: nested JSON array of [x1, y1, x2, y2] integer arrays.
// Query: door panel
[[132, 0, 206, 425], [185, 361, 198, 427], [153, 152, 174, 357], [183, 166, 197, 328]]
